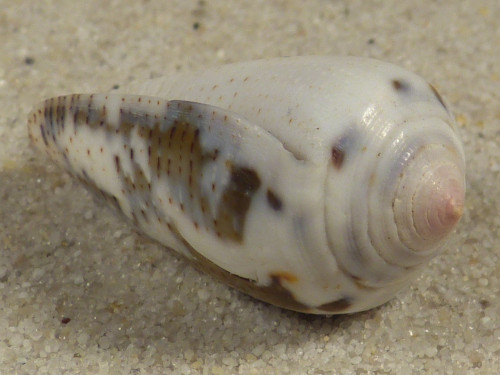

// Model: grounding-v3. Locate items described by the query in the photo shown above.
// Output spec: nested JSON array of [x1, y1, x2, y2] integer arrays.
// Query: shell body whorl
[[28, 57, 465, 314]]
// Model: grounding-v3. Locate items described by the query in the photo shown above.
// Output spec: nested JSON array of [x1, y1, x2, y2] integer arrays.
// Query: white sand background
[[0, 1, 498, 374]]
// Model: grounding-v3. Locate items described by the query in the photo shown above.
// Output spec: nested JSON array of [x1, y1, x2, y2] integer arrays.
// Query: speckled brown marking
[[318, 297, 352, 312], [429, 83, 447, 110], [216, 166, 261, 241], [157, 118, 203, 215], [70, 97, 104, 130], [62, 95, 133, 137], [266, 188, 283, 211], [126, 102, 262, 241], [121, 158, 151, 199], [116, 117, 135, 139], [35, 95, 264, 244], [147, 123, 162, 174]]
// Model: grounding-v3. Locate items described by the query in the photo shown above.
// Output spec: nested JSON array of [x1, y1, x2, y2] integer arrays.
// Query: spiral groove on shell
[[27, 57, 465, 314]]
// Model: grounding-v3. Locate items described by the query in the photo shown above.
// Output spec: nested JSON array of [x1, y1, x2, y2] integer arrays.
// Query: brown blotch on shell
[[216, 166, 261, 241], [318, 297, 352, 313]]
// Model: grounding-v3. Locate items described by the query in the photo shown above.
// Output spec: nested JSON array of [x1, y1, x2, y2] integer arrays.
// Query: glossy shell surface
[[28, 56, 465, 314]]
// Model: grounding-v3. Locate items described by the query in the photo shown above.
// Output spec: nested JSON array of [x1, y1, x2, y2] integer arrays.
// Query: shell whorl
[[325, 74, 465, 291]]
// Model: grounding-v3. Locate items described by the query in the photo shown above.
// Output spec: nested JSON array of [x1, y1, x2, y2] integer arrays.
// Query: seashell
[[27, 56, 465, 314]]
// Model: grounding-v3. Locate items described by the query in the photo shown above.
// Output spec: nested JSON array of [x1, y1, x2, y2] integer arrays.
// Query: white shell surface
[[28, 56, 465, 314]]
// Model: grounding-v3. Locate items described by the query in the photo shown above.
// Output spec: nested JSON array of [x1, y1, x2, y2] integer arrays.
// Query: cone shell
[[27, 57, 465, 314]]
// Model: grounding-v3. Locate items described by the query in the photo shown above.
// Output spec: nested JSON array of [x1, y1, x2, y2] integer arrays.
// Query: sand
[[0, 1, 498, 374]]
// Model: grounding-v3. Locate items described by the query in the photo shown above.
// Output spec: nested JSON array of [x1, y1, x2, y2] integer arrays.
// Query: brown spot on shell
[[330, 129, 357, 169], [114, 155, 121, 174], [266, 189, 283, 211], [270, 271, 298, 283], [392, 79, 410, 93], [331, 145, 345, 169]]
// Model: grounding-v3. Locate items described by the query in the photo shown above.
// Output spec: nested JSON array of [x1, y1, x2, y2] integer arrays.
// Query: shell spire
[[393, 142, 465, 253], [409, 161, 465, 244]]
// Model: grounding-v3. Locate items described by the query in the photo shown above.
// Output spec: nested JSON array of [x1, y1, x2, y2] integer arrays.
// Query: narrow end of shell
[[412, 165, 465, 245]]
